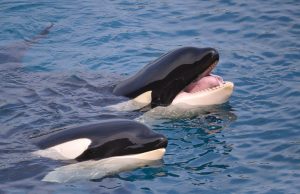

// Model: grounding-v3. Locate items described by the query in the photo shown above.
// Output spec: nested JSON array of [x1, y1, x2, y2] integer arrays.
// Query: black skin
[[31, 119, 168, 162], [113, 47, 219, 107]]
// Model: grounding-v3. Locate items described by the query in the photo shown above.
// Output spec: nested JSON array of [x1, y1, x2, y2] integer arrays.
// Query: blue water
[[1, 0, 300, 193]]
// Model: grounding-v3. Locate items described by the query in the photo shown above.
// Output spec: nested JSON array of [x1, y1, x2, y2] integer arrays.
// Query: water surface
[[0, 0, 299, 193]]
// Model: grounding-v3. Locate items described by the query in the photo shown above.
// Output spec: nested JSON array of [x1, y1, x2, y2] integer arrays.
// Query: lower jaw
[[118, 148, 166, 161], [171, 81, 234, 107], [184, 74, 225, 93]]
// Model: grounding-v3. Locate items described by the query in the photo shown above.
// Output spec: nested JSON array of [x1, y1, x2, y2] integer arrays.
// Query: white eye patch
[[33, 138, 91, 160]]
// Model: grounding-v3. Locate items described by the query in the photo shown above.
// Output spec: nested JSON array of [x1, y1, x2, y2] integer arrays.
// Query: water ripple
[[0, 0, 300, 193]]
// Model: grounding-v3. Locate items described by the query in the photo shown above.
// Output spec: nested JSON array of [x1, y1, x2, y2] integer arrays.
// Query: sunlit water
[[1, 0, 299, 193]]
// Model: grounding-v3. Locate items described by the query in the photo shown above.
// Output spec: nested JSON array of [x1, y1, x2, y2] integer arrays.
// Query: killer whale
[[112, 47, 234, 111], [31, 119, 167, 182], [32, 119, 167, 161]]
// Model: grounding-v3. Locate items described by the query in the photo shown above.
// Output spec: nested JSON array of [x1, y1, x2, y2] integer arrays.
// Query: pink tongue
[[184, 75, 223, 93]]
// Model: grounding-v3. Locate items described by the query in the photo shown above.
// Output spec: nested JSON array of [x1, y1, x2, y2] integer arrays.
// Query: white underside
[[135, 82, 234, 124], [106, 99, 147, 112], [42, 148, 166, 183], [106, 91, 152, 111]]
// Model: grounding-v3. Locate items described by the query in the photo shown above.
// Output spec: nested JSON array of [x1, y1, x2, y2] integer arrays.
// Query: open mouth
[[173, 60, 233, 104], [183, 61, 224, 94]]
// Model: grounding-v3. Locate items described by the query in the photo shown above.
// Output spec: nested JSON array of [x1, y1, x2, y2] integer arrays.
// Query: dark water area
[[1, 0, 299, 193]]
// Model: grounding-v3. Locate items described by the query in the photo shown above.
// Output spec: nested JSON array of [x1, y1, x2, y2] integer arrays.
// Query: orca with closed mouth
[[110, 47, 234, 112], [31, 119, 168, 182]]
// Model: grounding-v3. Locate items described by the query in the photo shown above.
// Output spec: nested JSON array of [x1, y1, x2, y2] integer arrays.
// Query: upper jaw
[[169, 50, 220, 104], [170, 56, 234, 106], [182, 60, 220, 93], [156, 136, 168, 149], [148, 136, 168, 151], [196, 60, 218, 81]]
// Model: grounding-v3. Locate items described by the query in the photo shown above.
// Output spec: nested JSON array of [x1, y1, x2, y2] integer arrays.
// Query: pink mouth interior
[[175, 73, 225, 99], [182, 74, 224, 94], [175, 61, 225, 99]]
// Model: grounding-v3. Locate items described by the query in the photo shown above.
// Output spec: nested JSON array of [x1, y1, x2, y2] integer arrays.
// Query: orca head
[[113, 47, 232, 108], [32, 119, 168, 161], [76, 120, 168, 161]]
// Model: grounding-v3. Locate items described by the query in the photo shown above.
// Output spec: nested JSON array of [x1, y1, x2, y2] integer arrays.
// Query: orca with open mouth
[[112, 47, 234, 111], [31, 119, 167, 182]]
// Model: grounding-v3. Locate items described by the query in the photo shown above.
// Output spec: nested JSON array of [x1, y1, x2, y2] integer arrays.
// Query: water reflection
[[123, 103, 238, 184]]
